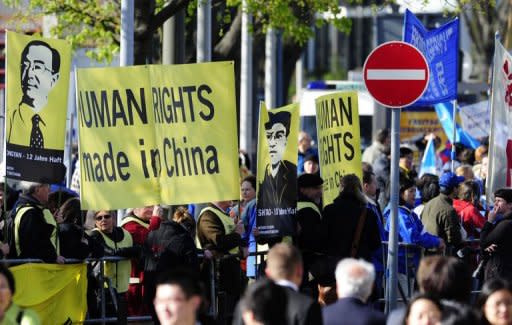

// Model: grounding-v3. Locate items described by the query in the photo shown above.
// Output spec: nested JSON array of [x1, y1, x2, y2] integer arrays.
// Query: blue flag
[[419, 137, 437, 177], [403, 9, 459, 106], [434, 102, 480, 149]]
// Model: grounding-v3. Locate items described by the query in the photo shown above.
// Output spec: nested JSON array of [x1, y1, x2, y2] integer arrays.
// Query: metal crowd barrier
[[2, 239, 482, 323]]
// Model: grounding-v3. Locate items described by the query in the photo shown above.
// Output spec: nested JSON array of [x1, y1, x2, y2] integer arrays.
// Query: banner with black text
[[76, 62, 239, 210], [315, 92, 362, 206]]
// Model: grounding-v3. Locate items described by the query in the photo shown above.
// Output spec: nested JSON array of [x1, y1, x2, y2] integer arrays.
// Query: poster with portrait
[[4, 31, 71, 183], [256, 102, 299, 238], [315, 92, 362, 206]]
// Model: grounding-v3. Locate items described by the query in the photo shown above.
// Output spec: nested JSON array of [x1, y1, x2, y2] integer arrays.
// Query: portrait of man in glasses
[[7, 40, 61, 149], [257, 110, 297, 237]]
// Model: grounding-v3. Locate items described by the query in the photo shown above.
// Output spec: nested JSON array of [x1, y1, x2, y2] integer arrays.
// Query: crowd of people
[[0, 128, 510, 325]]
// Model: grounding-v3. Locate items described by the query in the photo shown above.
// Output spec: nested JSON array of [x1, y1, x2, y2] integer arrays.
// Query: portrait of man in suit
[[257, 110, 297, 236], [7, 40, 61, 149]]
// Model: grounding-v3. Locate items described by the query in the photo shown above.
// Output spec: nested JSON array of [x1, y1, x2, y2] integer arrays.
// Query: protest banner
[[487, 39, 512, 195], [5, 32, 71, 183], [458, 100, 489, 140], [315, 92, 362, 206], [403, 9, 459, 106], [76, 62, 239, 210], [12, 263, 87, 324], [256, 102, 299, 238]]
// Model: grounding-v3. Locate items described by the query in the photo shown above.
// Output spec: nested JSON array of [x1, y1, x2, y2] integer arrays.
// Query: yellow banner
[[5, 31, 71, 183], [315, 92, 362, 206], [11, 263, 87, 324], [400, 110, 446, 144], [76, 62, 239, 210], [256, 102, 299, 237]]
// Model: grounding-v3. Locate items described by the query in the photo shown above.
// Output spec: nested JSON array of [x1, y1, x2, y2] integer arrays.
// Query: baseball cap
[[439, 172, 464, 190]]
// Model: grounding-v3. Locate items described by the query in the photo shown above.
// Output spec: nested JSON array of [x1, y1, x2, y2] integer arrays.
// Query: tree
[[4, 0, 509, 95]]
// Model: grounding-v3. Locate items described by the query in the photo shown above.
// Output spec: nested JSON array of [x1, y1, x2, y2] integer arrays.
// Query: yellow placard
[[256, 102, 299, 237], [5, 31, 71, 182], [76, 62, 239, 210], [12, 263, 87, 324], [400, 109, 446, 144], [315, 92, 362, 206]]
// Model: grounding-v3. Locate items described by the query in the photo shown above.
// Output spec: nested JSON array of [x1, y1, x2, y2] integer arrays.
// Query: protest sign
[[76, 62, 239, 210], [256, 102, 299, 238], [5, 32, 71, 183], [315, 92, 362, 206]]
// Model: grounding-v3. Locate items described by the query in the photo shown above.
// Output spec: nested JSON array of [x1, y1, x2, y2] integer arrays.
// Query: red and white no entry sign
[[363, 41, 429, 108]]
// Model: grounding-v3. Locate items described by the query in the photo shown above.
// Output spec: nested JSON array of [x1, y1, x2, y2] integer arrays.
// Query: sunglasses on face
[[95, 214, 112, 221]]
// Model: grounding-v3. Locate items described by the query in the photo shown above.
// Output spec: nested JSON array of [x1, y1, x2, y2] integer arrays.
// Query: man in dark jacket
[[481, 188, 512, 281], [420, 172, 464, 253], [233, 243, 323, 325], [144, 218, 199, 323], [13, 182, 64, 263], [323, 258, 385, 325]]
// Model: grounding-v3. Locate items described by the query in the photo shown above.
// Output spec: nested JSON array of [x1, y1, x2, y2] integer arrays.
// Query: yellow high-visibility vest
[[197, 207, 239, 255], [93, 228, 133, 293], [120, 216, 150, 229], [14, 206, 60, 256]]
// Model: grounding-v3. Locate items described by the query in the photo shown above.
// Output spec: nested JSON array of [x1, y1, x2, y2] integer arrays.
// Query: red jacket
[[122, 215, 161, 316], [453, 199, 486, 239]]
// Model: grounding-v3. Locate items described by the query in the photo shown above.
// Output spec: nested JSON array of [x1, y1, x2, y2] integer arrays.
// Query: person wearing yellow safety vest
[[13, 182, 64, 263], [296, 173, 327, 294], [89, 210, 141, 325], [120, 206, 162, 317], [196, 201, 246, 324]]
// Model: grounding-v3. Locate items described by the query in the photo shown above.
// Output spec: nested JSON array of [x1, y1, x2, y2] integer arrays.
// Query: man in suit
[[8, 40, 61, 148], [322, 258, 385, 325], [266, 243, 323, 325], [257, 110, 297, 237], [233, 243, 323, 325]]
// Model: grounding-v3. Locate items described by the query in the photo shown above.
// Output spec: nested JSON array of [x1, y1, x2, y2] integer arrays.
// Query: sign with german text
[[256, 102, 299, 238], [5, 32, 71, 183]]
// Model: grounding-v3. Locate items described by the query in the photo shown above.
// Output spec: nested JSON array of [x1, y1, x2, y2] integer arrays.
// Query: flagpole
[[450, 99, 457, 172], [486, 32, 501, 205]]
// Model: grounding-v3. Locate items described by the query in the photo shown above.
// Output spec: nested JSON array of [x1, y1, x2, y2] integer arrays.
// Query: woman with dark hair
[[413, 173, 439, 217], [477, 278, 512, 325], [55, 198, 102, 259], [453, 180, 486, 239], [384, 176, 443, 294], [454, 180, 486, 239], [403, 293, 442, 325], [0, 264, 40, 324]]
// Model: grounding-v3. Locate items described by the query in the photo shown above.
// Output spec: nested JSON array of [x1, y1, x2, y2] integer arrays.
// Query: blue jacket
[[367, 198, 387, 273], [384, 204, 440, 274]]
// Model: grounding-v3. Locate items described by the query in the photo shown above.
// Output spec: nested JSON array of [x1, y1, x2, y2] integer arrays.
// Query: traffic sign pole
[[363, 41, 430, 313], [386, 108, 401, 313]]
